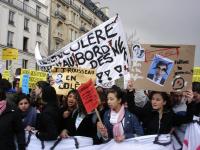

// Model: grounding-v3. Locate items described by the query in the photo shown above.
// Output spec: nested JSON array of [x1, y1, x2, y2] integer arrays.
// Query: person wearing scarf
[[97, 85, 143, 143], [15, 93, 37, 129], [0, 82, 25, 150]]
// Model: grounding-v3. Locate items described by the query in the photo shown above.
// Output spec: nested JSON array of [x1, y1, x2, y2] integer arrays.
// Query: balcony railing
[[24, 26, 29, 31], [55, 10, 66, 21], [1, 0, 49, 24], [8, 20, 15, 25], [37, 32, 41, 36], [7, 43, 13, 47], [80, 11, 92, 24], [60, 0, 107, 22]]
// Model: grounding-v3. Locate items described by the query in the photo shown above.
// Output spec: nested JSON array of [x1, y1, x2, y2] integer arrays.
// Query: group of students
[[0, 76, 200, 150]]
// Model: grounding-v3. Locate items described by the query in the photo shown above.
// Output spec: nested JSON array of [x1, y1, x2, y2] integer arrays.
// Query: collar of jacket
[[1, 104, 15, 115]]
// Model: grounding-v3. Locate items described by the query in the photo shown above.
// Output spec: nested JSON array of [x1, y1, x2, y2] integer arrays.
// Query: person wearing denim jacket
[[103, 108, 144, 140], [97, 85, 143, 143]]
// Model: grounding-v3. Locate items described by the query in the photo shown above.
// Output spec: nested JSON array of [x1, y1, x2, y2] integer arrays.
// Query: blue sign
[[22, 74, 30, 94]]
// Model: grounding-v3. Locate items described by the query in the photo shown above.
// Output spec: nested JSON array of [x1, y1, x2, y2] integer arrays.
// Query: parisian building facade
[[0, 0, 108, 76], [49, 0, 109, 53], [0, 0, 49, 74]]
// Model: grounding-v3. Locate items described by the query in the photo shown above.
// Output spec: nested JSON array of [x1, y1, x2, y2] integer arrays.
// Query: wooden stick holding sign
[[77, 79, 102, 123]]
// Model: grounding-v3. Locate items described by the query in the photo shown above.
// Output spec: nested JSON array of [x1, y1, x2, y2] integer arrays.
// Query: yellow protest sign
[[2, 70, 10, 80], [51, 67, 96, 95], [20, 69, 48, 89], [2, 48, 18, 60], [193, 67, 200, 82]]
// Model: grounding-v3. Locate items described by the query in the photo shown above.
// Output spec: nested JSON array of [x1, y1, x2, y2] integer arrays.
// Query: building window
[[8, 11, 15, 25], [37, 24, 41, 36], [72, 12, 76, 24], [23, 37, 28, 52], [55, 41, 60, 50], [75, 31, 77, 39], [36, 5, 41, 17], [24, 18, 29, 31], [22, 59, 28, 69], [6, 60, 12, 70], [7, 31, 14, 47], [8, 0, 13, 4], [70, 29, 73, 41]]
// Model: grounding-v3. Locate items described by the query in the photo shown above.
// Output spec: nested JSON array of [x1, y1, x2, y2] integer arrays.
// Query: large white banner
[[182, 116, 200, 150], [27, 134, 173, 150], [35, 16, 130, 84]]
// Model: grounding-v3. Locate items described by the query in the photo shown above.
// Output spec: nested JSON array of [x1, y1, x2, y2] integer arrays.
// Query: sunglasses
[[157, 66, 167, 72]]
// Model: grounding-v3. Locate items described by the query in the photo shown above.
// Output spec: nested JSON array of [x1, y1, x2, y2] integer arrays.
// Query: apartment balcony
[[0, 0, 49, 24], [8, 20, 15, 26], [37, 32, 41, 36], [24, 26, 29, 32], [59, 0, 80, 12], [79, 26, 88, 33], [55, 10, 66, 21], [82, 0, 109, 21], [53, 32, 64, 42], [80, 11, 92, 24], [7, 43, 13, 47]]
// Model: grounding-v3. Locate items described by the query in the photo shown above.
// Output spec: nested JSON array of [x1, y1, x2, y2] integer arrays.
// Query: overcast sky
[[93, 0, 200, 66]]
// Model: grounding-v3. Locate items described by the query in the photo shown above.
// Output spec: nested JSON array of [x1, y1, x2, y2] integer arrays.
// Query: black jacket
[[0, 104, 25, 150], [135, 102, 193, 135], [62, 110, 97, 141], [36, 104, 61, 141]]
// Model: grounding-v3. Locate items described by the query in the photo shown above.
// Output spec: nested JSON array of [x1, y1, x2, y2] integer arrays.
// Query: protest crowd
[[0, 71, 200, 150], [0, 16, 200, 150]]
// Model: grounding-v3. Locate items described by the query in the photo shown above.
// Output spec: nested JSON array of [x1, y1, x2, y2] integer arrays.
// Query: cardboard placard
[[20, 69, 48, 89], [51, 67, 96, 95], [192, 67, 200, 82], [131, 44, 195, 92], [2, 70, 11, 80], [78, 79, 99, 113], [2, 48, 18, 60]]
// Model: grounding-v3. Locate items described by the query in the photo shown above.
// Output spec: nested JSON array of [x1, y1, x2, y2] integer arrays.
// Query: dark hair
[[155, 61, 168, 74], [149, 91, 171, 109], [107, 85, 125, 104], [0, 88, 6, 101], [192, 82, 200, 94], [73, 90, 87, 115], [96, 86, 107, 103], [0, 79, 12, 91], [66, 89, 78, 101], [41, 86, 58, 105], [15, 93, 30, 105], [13, 78, 20, 89], [36, 81, 50, 90]]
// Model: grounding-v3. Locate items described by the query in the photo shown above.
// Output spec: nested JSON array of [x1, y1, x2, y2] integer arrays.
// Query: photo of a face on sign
[[132, 44, 145, 61], [55, 73, 63, 85], [147, 54, 174, 86]]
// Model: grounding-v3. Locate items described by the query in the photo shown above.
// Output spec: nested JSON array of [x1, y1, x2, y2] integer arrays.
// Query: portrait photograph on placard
[[147, 54, 174, 86]]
